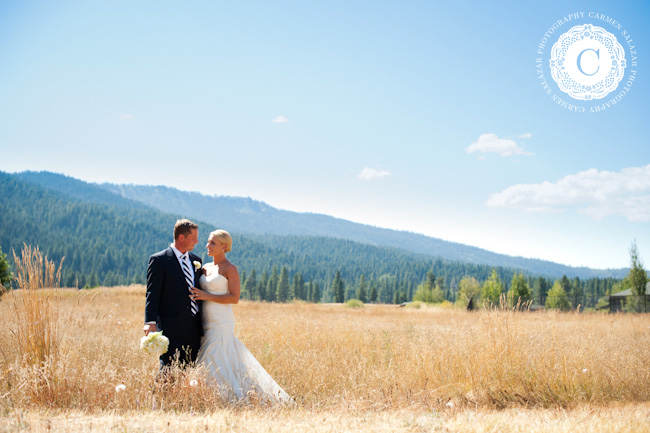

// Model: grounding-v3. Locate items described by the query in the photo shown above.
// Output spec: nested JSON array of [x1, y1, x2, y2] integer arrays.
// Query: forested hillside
[[1, 171, 620, 305], [0, 172, 515, 296], [16, 171, 628, 280], [0, 172, 211, 287], [97, 181, 625, 280]]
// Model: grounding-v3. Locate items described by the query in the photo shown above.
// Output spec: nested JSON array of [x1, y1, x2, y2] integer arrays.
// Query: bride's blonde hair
[[210, 229, 232, 252]]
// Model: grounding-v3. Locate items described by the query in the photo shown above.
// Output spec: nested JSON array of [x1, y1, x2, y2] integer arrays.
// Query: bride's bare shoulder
[[222, 261, 238, 277]]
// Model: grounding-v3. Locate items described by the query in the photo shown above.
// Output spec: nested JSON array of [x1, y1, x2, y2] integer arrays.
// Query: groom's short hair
[[174, 219, 198, 240]]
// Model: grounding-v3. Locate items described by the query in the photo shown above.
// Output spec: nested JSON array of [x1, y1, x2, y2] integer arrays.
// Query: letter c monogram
[[577, 48, 600, 76]]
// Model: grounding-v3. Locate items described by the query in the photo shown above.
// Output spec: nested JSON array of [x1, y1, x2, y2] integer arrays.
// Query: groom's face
[[178, 229, 199, 253]]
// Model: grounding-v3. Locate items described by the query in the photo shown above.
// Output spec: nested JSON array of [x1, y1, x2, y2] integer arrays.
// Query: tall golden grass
[[1, 245, 63, 405], [1, 284, 649, 413]]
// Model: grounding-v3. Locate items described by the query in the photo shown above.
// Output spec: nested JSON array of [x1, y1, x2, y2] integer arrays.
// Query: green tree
[[571, 276, 583, 306], [545, 280, 572, 311], [560, 275, 571, 305], [257, 270, 268, 301], [311, 281, 321, 303], [332, 270, 344, 303], [481, 269, 504, 305], [239, 270, 247, 297], [0, 246, 12, 286], [266, 267, 278, 302], [413, 271, 444, 303], [243, 268, 257, 300], [369, 284, 378, 303], [292, 272, 305, 300], [533, 277, 548, 306], [455, 276, 481, 308], [509, 272, 531, 307], [431, 284, 445, 303], [276, 266, 290, 302], [393, 289, 407, 304], [356, 274, 367, 302], [624, 240, 648, 313]]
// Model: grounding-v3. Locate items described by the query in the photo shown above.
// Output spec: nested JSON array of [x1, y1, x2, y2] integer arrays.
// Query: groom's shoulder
[[150, 247, 172, 260]]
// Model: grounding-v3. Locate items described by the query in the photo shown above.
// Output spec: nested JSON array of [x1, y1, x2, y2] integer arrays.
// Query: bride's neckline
[[204, 263, 226, 279]]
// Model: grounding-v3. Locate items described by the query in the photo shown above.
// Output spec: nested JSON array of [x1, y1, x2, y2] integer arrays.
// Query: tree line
[[234, 264, 621, 308], [0, 171, 630, 308]]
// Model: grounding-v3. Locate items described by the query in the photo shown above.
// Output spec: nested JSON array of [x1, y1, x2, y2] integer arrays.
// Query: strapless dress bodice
[[199, 270, 230, 295], [199, 266, 233, 327]]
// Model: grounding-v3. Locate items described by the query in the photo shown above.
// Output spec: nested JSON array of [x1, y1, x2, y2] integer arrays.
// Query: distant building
[[609, 282, 650, 313]]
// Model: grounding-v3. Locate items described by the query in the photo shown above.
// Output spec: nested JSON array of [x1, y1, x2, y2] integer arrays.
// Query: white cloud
[[358, 167, 391, 180], [119, 113, 134, 121], [518, 133, 532, 139], [466, 133, 533, 156], [487, 165, 650, 222], [271, 115, 289, 123]]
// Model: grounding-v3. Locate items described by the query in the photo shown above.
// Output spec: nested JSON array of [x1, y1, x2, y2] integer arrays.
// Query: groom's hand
[[143, 323, 158, 335]]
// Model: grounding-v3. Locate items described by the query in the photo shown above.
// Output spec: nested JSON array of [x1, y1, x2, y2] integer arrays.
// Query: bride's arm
[[189, 265, 241, 305]]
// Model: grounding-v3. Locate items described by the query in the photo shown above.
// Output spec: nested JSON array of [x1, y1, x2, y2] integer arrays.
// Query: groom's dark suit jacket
[[145, 247, 203, 338]]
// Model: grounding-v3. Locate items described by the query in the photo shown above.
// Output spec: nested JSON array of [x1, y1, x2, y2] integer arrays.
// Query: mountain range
[[9, 170, 626, 280]]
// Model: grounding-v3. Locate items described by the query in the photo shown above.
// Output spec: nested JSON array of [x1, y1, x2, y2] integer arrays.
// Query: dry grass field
[[2, 283, 650, 432]]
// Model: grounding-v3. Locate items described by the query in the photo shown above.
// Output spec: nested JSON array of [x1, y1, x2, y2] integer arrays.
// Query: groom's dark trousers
[[145, 247, 203, 368]]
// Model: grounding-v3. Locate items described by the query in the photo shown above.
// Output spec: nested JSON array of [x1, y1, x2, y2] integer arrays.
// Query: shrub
[[344, 299, 364, 308]]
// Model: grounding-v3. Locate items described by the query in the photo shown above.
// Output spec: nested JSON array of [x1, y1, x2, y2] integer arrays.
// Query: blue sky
[[1, 0, 648, 269]]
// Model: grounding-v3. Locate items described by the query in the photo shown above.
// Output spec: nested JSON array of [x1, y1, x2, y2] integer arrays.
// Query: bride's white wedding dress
[[197, 266, 292, 404]]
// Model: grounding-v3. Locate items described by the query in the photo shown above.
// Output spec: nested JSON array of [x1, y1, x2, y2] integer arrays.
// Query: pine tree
[[239, 270, 248, 299], [292, 272, 305, 300], [332, 270, 344, 303], [369, 284, 378, 304], [0, 246, 12, 286], [276, 266, 290, 302], [243, 268, 257, 301], [258, 270, 268, 301], [266, 267, 278, 302], [533, 277, 548, 306], [356, 274, 367, 302], [311, 281, 321, 303], [344, 282, 355, 301], [560, 275, 571, 293], [624, 240, 649, 313], [426, 271, 436, 288], [571, 276, 583, 302], [407, 280, 414, 301], [393, 290, 407, 304]]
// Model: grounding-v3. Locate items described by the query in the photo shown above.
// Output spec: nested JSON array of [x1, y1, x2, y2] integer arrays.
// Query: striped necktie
[[180, 254, 199, 316]]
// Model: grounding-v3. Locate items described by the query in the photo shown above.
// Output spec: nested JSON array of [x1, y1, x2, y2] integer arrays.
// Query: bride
[[189, 229, 292, 404]]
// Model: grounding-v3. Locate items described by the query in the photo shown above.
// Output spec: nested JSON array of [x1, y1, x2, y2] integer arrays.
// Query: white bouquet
[[140, 331, 170, 357]]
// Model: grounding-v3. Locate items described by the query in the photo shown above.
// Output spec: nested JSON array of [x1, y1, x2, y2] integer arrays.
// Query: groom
[[144, 219, 203, 368]]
